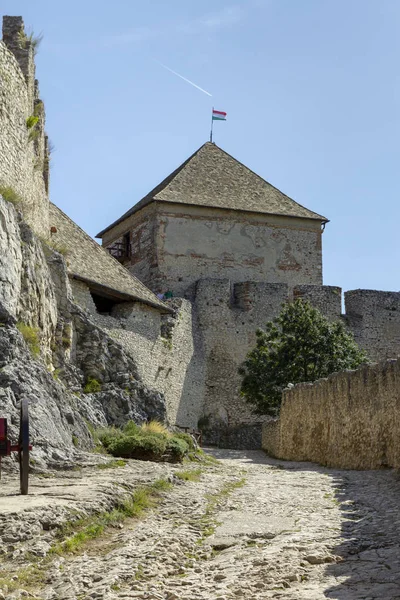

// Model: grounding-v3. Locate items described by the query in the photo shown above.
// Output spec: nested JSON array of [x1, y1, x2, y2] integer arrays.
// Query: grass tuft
[[83, 377, 102, 393], [18, 30, 43, 56], [17, 321, 40, 357], [140, 420, 170, 436], [0, 184, 22, 206], [50, 478, 171, 556], [175, 468, 202, 482], [96, 459, 126, 469], [26, 115, 39, 129]]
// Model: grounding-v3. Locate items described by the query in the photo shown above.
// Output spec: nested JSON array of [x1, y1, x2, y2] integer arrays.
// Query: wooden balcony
[[107, 242, 131, 263]]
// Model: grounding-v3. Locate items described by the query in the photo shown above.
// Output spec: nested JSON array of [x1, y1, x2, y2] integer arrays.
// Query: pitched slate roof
[[97, 142, 328, 237], [49, 203, 171, 313]]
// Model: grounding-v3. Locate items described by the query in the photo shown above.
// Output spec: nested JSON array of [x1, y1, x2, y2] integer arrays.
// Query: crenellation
[[2, 16, 35, 105], [345, 289, 400, 361], [0, 17, 49, 237], [293, 284, 342, 321]]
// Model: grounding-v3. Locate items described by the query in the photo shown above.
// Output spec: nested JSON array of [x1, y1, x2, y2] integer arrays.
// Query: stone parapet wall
[[0, 18, 49, 237], [344, 290, 400, 361], [261, 419, 281, 457], [262, 358, 400, 469], [293, 285, 342, 321]]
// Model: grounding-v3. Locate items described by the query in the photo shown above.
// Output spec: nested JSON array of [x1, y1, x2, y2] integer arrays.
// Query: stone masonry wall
[[155, 207, 323, 297], [193, 279, 289, 447], [344, 290, 400, 361], [0, 17, 49, 237], [68, 277, 400, 450], [262, 358, 400, 469], [68, 280, 201, 428], [102, 204, 323, 297]]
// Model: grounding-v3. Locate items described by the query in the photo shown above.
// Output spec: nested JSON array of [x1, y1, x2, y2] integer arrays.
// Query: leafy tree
[[239, 300, 368, 416]]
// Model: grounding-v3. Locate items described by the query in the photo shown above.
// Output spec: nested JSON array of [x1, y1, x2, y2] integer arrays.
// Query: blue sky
[[2, 0, 400, 293]]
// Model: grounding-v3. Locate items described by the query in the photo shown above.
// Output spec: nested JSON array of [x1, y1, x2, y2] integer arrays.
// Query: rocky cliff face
[[0, 196, 166, 468]]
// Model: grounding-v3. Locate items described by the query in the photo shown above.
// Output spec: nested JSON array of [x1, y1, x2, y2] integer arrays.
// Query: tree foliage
[[239, 300, 368, 416]]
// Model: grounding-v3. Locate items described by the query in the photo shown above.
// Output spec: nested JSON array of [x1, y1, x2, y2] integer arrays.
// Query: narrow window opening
[[90, 292, 117, 315], [123, 232, 131, 258]]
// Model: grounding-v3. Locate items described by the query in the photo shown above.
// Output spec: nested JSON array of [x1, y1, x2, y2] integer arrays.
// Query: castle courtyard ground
[[1, 450, 400, 600]]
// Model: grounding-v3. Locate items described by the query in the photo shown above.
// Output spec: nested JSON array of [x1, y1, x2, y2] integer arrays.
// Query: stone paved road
[[1, 449, 400, 599]]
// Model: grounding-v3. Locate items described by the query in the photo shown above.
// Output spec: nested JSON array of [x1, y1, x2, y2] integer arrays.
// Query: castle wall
[[69, 279, 202, 428], [344, 290, 400, 361], [192, 281, 400, 448], [293, 284, 342, 321], [128, 204, 159, 289], [262, 358, 400, 469], [101, 204, 323, 297], [70, 279, 98, 314], [69, 277, 400, 449], [155, 205, 323, 296], [193, 279, 288, 446], [0, 17, 49, 237]]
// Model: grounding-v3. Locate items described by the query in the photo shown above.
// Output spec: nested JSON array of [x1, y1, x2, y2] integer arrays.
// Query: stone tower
[[97, 142, 328, 297]]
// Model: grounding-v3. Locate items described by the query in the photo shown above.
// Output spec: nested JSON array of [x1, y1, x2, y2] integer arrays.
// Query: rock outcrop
[[0, 196, 167, 468]]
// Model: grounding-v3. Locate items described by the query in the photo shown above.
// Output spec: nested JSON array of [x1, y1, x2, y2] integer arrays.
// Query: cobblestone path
[[1, 449, 400, 599]]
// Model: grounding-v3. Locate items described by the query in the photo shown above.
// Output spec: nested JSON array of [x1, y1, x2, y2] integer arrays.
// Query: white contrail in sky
[[154, 60, 212, 97]]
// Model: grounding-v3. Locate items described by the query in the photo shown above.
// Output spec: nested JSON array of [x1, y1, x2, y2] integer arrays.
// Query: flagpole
[[210, 106, 214, 143]]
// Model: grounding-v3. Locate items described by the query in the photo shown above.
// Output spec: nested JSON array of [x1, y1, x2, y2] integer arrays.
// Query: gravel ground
[[1, 449, 400, 600]]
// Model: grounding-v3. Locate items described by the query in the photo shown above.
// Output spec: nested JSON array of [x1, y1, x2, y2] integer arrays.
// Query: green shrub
[[123, 420, 140, 435], [83, 377, 101, 393], [97, 424, 191, 463], [0, 185, 22, 206], [26, 115, 39, 129], [166, 437, 189, 460], [96, 426, 123, 447], [16, 322, 40, 357], [174, 432, 196, 452], [108, 433, 167, 459]]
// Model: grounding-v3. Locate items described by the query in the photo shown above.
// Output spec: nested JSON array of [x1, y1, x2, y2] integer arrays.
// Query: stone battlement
[[0, 16, 49, 236], [194, 279, 400, 355]]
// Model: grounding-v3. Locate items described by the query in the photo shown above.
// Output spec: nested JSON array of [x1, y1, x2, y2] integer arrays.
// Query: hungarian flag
[[212, 109, 227, 121]]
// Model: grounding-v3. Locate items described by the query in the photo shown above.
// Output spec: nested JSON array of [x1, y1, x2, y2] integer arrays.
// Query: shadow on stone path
[[208, 448, 400, 600]]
